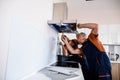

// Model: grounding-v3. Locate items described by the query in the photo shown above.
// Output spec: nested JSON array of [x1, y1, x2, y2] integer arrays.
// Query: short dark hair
[[76, 32, 86, 37]]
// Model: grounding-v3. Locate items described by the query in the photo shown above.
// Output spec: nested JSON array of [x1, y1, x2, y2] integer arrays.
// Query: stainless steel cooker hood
[[48, 20, 77, 33], [47, 3, 77, 33]]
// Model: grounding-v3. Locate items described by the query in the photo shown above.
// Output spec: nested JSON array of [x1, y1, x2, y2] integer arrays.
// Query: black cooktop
[[51, 61, 79, 68]]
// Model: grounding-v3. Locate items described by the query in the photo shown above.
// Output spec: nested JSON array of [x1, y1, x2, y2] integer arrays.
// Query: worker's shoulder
[[88, 33, 105, 52]]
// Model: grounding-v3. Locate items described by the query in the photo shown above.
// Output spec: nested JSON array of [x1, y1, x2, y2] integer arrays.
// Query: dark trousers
[[98, 76, 112, 80]]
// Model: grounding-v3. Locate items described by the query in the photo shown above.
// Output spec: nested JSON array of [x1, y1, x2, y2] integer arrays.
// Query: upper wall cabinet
[[108, 25, 120, 44], [99, 25, 109, 44], [99, 25, 120, 44]]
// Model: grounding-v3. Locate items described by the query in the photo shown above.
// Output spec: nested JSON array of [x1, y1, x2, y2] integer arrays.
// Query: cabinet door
[[112, 63, 119, 80], [118, 63, 120, 80], [99, 25, 109, 44]]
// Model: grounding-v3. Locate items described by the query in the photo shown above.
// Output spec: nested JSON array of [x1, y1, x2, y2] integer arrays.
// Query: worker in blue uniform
[[61, 34, 84, 63], [61, 34, 90, 80], [61, 23, 112, 80]]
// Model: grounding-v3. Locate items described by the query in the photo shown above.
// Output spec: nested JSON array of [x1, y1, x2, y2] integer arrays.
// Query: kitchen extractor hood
[[48, 3, 77, 33], [48, 20, 77, 33]]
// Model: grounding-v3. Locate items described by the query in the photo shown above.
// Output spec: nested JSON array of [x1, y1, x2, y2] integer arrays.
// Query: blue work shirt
[[81, 32, 112, 80]]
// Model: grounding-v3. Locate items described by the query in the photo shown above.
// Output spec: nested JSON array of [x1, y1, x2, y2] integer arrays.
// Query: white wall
[[0, 0, 57, 80], [0, 1, 12, 80], [68, 0, 120, 24]]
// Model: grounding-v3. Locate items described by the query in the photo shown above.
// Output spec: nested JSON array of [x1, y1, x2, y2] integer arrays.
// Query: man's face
[[77, 34, 86, 44]]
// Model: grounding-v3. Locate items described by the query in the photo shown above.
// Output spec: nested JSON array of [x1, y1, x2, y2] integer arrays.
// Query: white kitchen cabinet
[[99, 25, 109, 44], [117, 33, 120, 44], [108, 25, 117, 44], [99, 25, 120, 44], [108, 25, 120, 44]]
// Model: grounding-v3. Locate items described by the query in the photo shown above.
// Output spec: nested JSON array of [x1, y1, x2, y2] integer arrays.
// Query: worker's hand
[[61, 35, 69, 45], [61, 34, 67, 42]]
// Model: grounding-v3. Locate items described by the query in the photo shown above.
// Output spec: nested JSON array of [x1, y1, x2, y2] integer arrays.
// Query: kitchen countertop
[[110, 60, 120, 63], [22, 60, 120, 80], [24, 64, 84, 80]]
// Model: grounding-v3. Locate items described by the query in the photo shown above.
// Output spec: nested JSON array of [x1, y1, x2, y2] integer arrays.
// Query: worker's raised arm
[[77, 23, 98, 35]]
